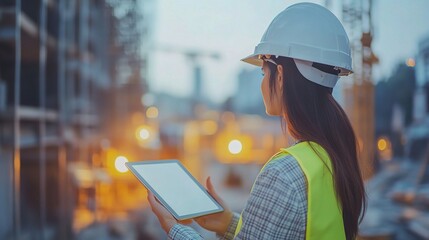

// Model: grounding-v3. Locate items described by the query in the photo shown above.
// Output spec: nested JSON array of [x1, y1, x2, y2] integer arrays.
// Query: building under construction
[[0, 0, 151, 239]]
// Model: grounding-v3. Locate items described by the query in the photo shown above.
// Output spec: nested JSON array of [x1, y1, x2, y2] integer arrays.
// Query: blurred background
[[0, 0, 428, 239]]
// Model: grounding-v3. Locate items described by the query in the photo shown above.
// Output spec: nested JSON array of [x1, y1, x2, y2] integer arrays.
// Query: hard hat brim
[[240, 53, 339, 88], [241, 52, 353, 76], [241, 54, 263, 67]]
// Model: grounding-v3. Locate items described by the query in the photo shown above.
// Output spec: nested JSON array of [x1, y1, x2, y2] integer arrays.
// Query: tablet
[[126, 160, 224, 220]]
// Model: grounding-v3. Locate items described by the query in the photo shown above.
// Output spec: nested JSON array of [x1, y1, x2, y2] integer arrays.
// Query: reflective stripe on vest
[[233, 141, 345, 239]]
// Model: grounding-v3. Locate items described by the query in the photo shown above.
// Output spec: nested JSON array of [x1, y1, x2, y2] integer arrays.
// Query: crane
[[341, 0, 379, 180], [156, 46, 221, 112]]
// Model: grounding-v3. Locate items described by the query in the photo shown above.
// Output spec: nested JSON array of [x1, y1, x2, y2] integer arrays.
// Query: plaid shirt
[[169, 154, 308, 240]]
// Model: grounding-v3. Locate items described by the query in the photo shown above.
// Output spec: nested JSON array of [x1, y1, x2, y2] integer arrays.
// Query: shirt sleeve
[[168, 224, 203, 240], [234, 166, 306, 239], [217, 212, 240, 240], [168, 212, 241, 240]]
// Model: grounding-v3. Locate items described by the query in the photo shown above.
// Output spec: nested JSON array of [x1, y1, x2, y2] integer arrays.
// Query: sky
[[147, 0, 429, 104]]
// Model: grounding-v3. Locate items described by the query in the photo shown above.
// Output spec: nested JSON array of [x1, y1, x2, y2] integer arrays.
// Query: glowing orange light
[[139, 129, 150, 140], [146, 106, 159, 119], [115, 156, 129, 173], [377, 138, 387, 151], [136, 125, 152, 141], [406, 58, 415, 67], [228, 140, 242, 154]]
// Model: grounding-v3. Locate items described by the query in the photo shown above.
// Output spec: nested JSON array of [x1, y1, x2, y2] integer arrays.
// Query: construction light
[[377, 136, 393, 161], [228, 139, 242, 154], [377, 138, 387, 151], [115, 156, 129, 173], [139, 128, 150, 140], [146, 106, 159, 119], [406, 58, 415, 67], [136, 125, 153, 141]]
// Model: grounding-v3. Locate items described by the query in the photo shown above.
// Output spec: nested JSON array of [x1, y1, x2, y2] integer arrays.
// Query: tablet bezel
[[126, 160, 224, 220]]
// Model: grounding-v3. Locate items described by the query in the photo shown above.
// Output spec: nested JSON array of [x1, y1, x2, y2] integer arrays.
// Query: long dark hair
[[266, 56, 366, 240]]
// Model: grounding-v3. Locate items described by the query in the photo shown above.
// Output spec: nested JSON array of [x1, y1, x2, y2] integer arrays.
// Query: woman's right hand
[[194, 177, 233, 235]]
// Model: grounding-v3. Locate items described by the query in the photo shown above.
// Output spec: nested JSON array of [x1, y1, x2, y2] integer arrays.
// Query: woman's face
[[261, 62, 283, 116]]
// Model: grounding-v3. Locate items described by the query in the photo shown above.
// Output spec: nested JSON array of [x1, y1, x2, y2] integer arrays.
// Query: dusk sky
[[148, 0, 429, 104]]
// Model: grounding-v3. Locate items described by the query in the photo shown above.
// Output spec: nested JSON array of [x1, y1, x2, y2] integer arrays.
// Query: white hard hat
[[242, 2, 352, 88]]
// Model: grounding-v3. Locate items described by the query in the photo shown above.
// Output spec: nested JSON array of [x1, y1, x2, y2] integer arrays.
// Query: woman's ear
[[276, 64, 284, 90]]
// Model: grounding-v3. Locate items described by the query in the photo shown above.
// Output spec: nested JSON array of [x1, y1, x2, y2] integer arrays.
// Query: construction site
[[1, 0, 429, 239]]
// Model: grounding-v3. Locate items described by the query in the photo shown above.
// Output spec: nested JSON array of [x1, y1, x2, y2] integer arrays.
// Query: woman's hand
[[194, 177, 233, 235], [147, 191, 192, 233]]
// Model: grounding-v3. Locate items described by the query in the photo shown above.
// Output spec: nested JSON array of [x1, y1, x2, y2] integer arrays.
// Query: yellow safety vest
[[234, 141, 346, 239]]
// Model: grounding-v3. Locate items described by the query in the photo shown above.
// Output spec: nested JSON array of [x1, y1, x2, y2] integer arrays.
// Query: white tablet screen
[[127, 160, 223, 219]]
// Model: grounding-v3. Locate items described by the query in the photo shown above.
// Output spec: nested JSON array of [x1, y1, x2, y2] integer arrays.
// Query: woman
[[148, 2, 366, 240]]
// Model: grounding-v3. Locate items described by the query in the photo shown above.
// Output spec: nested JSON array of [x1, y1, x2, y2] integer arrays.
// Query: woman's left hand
[[147, 191, 192, 233]]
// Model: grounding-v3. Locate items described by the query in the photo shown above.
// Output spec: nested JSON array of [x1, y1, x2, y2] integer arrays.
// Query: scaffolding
[[0, 0, 148, 239], [342, 0, 378, 180]]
